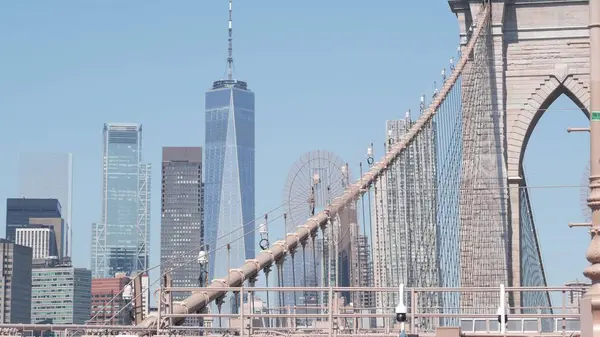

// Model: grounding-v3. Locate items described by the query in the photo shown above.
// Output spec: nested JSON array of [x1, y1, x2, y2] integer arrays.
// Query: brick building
[[90, 274, 132, 325]]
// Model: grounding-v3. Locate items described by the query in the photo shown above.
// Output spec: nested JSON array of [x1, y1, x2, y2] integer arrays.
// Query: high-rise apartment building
[[0, 240, 32, 324], [92, 123, 151, 278], [160, 147, 203, 297], [90, 274, 132, 325], [5, 198, 65, 258], [355, 234, 374, 308], [16, 226, 58, 259], [204, 1, 255, 291], [31, 266, 92, 324], [371, 115, 438, 326], [17, 152, 73, 257], [354, 234, 376, 329]]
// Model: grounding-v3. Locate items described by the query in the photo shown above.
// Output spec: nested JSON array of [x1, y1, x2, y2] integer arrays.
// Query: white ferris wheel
[[282, 150, 350, 232]]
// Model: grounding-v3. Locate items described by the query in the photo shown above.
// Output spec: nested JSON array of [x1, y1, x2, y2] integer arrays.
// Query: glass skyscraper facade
[[17, 152, 73, 257], [204, 79, 255, 285], [92, 123, 151, 278]]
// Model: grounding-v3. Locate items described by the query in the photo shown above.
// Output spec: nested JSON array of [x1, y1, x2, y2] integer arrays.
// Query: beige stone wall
[[458, 16, 509, 311], [451, 0, 590, 311]]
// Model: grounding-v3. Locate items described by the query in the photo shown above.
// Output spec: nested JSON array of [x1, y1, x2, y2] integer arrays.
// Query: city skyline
[[0, 0, 589, 294], [0, 0, 599, 332]]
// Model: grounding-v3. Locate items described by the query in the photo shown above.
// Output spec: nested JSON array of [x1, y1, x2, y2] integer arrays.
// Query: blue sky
[[0, 0, 589, 294]]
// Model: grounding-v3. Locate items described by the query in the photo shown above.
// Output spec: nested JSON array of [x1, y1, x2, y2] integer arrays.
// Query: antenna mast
[[227, 0, 234, 80]]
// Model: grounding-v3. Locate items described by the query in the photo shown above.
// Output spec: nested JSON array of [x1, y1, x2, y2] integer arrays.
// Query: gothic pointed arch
[[507, 75, 590, 177]]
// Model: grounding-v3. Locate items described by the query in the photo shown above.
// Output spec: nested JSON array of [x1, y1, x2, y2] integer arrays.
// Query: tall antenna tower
[[226, 0, 234, 80]]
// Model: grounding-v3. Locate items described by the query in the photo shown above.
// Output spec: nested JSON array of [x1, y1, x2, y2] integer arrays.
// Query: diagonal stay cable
[[88, 191, 309, 324], [136, 3, 492, 329], [100, 200, 310, 325]]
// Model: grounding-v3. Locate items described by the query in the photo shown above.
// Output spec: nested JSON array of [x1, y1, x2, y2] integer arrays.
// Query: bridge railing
[[153, 285, 584, 335], [0, 283, 584, 337]]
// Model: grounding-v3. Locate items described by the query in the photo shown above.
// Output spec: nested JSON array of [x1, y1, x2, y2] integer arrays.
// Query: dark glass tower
[[5, 198, 62, 244], [160, 147, 204, 326], [160, 147, 203, 292]]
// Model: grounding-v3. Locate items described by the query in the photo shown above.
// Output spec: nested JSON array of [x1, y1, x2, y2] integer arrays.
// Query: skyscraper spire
[[227, 0, 234, 80]]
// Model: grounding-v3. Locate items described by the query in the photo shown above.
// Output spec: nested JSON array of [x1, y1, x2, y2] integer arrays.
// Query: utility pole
[[581, 0, 600, 335]]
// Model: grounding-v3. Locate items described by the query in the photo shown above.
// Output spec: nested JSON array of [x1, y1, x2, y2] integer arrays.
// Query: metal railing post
[[156, 287, 162, 335], [240, 287, 244, 337], [328, 287, 334, 337], [499, 284, 506, 334], [411, 288, 416, 333], [562, 290, 566, 337]]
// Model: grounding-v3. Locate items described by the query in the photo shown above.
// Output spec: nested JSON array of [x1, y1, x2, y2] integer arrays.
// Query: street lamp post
[[198, 250, 209, 287], [197, 250, 209, 329]]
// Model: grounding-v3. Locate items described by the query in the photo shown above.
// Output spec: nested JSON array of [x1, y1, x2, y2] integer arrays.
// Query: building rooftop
[[211, 79, 248, 90]]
